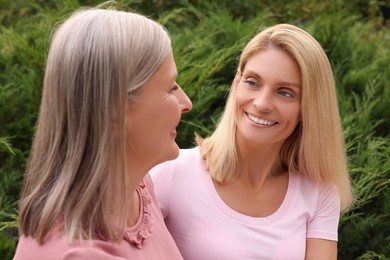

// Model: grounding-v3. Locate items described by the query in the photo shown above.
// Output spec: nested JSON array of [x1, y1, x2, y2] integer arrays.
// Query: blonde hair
[[18, 8, 171, 243], [198, 24, 353, 211]]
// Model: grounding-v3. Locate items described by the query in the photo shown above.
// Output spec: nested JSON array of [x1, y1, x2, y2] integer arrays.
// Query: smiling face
[[125, 51, 192, 171], [234, 47, 302, 148]]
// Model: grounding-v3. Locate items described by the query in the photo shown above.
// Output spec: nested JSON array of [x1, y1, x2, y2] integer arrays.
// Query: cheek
[[234, 87, 248, 108], [168, 96, 183, 118], [288, 104, 301, 124], [233, 95, 242, 121], [153, 98, 182, 130]]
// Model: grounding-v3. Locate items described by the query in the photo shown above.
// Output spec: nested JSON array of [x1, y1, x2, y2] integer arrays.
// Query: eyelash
[[278, 90, 293, 97], [244, 80, 256, 87], [244, 80, 294, 97], [170, 83, 179, 93]]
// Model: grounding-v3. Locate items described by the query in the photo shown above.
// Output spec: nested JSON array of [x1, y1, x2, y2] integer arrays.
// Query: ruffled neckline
[[123, 181, 153, 249]]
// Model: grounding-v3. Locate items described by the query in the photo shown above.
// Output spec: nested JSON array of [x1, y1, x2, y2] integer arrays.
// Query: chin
[[166, 145, 180, 160], [156, 145, 180, 164]]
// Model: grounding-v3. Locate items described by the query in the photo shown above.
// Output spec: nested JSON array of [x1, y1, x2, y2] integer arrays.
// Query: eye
[[244, 80, 257, 88], [278, 89, 293, 97], [169, 83, 179, 93]]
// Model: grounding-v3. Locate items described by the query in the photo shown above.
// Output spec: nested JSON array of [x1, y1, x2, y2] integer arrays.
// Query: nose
[[176, 85, 192, 113], [253, 88, 274, 112]]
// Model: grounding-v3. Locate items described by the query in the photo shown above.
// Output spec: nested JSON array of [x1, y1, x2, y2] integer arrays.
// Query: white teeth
[[247, 114, 276, 126]]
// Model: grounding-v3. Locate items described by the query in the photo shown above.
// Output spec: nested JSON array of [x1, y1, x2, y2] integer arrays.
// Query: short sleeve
[[149, 160, 177, 219], [307, 183, 341, 241]]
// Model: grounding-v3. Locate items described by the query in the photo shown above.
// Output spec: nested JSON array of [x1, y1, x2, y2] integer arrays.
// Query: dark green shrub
[[0, 1, 389, 259]]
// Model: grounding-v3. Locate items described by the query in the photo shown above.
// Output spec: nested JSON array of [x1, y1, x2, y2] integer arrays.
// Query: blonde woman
[[150, 24, 353, 259], [13, 8, 192, 260]]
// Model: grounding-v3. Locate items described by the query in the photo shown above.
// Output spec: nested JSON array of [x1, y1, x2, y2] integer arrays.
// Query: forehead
[[155, 51, 177, 82], [243, 48, 301, 84], [140, 51, 177, 94]]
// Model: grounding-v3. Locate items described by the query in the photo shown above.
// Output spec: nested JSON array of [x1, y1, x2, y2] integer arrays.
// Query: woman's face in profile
[[125, 51, 192, 170]]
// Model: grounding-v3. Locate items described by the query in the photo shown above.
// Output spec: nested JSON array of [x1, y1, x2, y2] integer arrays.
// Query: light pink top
[[149, 147, 341, 260], [13, 175, 183, 260]]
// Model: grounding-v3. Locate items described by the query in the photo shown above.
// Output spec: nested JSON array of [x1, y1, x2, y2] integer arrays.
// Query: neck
[[125, 158, 148, 227], [236, 138, 285, 188], [127, 189, 140, 226], [126, 152, 151, 192]]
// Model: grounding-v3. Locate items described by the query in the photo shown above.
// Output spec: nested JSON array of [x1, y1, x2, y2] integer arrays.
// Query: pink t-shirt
[[13, 175, 183, 260], [149, 147, 341, 260]]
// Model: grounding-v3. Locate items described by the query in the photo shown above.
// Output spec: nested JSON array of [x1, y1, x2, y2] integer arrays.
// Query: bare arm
[[305, 238, 337, 260]]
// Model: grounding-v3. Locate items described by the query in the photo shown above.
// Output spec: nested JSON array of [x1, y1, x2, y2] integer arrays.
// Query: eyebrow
[[244, 70, 301, 88]]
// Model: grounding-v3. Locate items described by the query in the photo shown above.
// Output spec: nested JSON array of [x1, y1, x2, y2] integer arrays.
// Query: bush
[[1, 0, 389, 259]]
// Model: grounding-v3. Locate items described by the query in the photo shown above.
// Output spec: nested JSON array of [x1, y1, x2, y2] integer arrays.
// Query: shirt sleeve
[[148, 160, 177, 219], [306, 183, 341, 241]]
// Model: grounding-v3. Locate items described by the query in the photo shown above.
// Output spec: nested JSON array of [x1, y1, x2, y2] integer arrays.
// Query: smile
[[246, 113, 277, 126]]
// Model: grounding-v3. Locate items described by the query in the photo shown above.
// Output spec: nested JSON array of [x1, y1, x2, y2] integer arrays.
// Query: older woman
[[14, 8, 191, 260], [150, 24, 353, 260]]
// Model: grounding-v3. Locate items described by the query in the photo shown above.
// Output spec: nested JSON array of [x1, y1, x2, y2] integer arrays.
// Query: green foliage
[[0, 212, 18, 233], [357, 250, 390, 260], [338, 82, 390, 258], [0, 137, 15, 156], [0, 231, 17, 260], [0, 0, 389, 259]]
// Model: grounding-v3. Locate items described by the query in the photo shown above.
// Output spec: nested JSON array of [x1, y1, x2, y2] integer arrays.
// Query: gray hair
[[18, 8, 171, 243]]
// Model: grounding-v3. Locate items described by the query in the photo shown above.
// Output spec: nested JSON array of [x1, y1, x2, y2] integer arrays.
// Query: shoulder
[[148, 147, 206, 214], [290, 172, 340, 214], [14, 235, 127, 260], [148, 146, 210, 204], [149, 147, 201, 176], [289, 173, 340, 240], [292, 172, 339, 200], [293, 172, 340, 215], [14, 230, 70, 260], [176, 146, 204, 170], [62, 246, 126, 260], [176, 147, 201, 163]]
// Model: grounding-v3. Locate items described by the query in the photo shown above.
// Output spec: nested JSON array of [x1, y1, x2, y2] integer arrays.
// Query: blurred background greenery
[[0, 0, 389, 259]]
